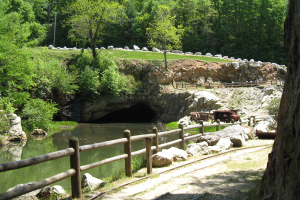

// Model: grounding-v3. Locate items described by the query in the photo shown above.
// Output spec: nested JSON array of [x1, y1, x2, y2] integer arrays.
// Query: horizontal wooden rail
[[0, 169, 75, 200], [0, 148, 75, 172], [79, 138, 128, 152], [131, 146, 156, 157], [184, 125, 202, 130], [131, 134, 156, 142], [80, 154, 128, 171], [158, 139, 182, 149], [185, 133, 202, 141], [158, 129, 181, 137]]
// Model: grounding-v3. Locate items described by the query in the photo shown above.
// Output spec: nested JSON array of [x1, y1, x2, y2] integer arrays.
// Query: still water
[[0, 123, 178, 194]]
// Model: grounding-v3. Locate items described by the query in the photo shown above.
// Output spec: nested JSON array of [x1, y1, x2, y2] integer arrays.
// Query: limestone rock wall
[[258, 1, 300, 199]]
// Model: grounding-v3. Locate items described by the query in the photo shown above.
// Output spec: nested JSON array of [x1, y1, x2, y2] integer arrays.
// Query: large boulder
[[196, 135, 220, 146], [152, 151, 173, 167], [204, 125, 247, 147], [208, 138, 233, 153], [7, 114, 26, 141], [241, 126, 255, 139], [165, 147, 188, 161], [30, 129, 47, 135], [81, 173, 105, 191], [186, 142, 210, 156]]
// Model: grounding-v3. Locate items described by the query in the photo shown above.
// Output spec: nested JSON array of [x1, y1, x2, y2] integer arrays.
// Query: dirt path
[[89, 142, 272, 200]]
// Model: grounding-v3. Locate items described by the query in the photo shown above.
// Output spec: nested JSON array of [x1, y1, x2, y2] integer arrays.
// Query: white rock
[[152, 47, 161, 52], [133, 45, 140, 50], [166, 147, 188, 161], [215, 138, 233, 151], [142, 47, 148, 51], [107, 46, 114, 50], [205, 53, 213, 57], [152, 151, 173, 167], [186, 142, 210, 156], [81, 173, 105, 191]]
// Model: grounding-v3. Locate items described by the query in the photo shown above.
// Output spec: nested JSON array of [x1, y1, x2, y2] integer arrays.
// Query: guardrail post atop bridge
[[124, 130, 132, 177], [146, 137, 152, 174], [69, 137, 81, 199], [179, 124, 185, 150], [200, 120, 204, 134], [216, 119, 221, 131], [153, 127, 159, 154]]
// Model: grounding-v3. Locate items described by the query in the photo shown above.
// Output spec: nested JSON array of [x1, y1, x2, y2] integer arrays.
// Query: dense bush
[[21, 98, 59, 131]]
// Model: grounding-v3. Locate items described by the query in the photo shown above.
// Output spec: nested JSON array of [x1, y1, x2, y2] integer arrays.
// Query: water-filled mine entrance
[[93, 103, 157, 123]]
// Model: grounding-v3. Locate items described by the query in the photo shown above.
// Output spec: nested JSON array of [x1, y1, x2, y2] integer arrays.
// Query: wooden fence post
[[146, 138, 152, 174], [124, 130, 132, 177], [200, 120, 204, 134], [239, 119, 242, 125], [248, 117, 251, 126], [216, 119, 220, 131], [69, 137, 81, 199], [179, 124, 185, 150], [253, 116, 256, 127], [153, 127, 159, 154]]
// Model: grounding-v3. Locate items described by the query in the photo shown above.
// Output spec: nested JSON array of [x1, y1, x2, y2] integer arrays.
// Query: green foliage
[[132, 157, 147, 172], [0, 97, 16, 134], [146, 5, 183, 69], [66, 0, 119, 58], [165, 122, 179, 130], [21, 98, 59, 131], [78, 66, 100, 98], [266, 97, 281, 115]]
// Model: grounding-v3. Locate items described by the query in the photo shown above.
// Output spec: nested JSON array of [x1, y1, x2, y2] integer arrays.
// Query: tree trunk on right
[[258, 0, 300, 199]]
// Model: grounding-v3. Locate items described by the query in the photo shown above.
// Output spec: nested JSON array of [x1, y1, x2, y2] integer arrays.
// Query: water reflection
[[0, 123, 168, 194]]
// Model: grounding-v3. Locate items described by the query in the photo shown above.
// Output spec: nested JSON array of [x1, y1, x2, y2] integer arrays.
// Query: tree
[[258, 1, 300, 199], [66, 0, 119, 58], [146, 5, 183, 69]]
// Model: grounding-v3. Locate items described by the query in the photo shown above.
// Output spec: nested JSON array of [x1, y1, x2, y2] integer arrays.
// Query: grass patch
[[46, 121, 78, 135], [35, 47, 232, 63], [102, 50, 231, 62]]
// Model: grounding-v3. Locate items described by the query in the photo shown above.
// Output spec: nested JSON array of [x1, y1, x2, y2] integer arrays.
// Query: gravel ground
[[91, 139, 274, 200]]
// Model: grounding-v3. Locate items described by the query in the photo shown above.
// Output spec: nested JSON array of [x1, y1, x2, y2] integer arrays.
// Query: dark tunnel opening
[[92, 103, 157, 123]]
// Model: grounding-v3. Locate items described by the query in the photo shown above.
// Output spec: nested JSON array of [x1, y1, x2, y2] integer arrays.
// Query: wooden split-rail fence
[[0, 117, 256, 199], [175, 79, 283, 90]]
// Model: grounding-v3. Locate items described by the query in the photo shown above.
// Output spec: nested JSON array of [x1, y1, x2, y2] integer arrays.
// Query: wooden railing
[[175, 79, 283, 90], [0, 118, 255, 199]]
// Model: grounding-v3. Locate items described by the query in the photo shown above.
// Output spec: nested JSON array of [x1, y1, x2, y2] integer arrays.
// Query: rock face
[[55, 51, 286, 123], [258, 1, 300, 199]]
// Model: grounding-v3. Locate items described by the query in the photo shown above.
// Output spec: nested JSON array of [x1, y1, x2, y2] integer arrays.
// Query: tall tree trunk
[[258, 1, 300, 199], [164, 50, 167, 70]]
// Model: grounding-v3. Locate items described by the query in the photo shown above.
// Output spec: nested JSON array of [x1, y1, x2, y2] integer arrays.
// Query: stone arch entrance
[[93, 103, 157, 123]]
